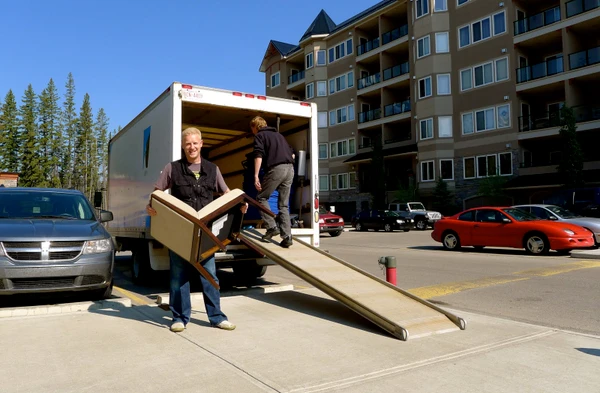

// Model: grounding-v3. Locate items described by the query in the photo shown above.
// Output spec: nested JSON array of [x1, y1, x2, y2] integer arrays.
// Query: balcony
[[566, 0, 600, 18], [381, 24, 408, 46], [573, 103, 600, 123], [518, 104, 600, 132], [358, 108, 382, 124], [569, 45, 600, 70], [383, 62, 409, 81], [516, 57, 564, 83], [384, 100, 411, 117], [384, 132, 411, 144], [288, 70, 305, 85], [514, 6, 561, 36], [357, 37, 380, 56], [357, 73, 381, 90]]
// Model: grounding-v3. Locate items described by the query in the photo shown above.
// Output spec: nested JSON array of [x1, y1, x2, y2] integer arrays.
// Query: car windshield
[[318, 206, 329, 214], [546, 205, 581, 218], [379, 210, 399, 217], [408, 203, 426, 211], [502, 208, 540, 222], [0, 191, 95, 220]]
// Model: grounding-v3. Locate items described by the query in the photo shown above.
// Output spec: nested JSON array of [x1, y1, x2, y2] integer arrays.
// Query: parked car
[[513, 204, 600, 247], [431, 206, 594, 255], [0, 188, 115, 299], [318, 206, 344, 237], [388, 201, 441, 230], [352, 209, 412, 232]]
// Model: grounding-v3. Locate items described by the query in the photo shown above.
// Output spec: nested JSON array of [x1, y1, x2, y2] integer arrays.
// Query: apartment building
[[258, 0, 600, 219]]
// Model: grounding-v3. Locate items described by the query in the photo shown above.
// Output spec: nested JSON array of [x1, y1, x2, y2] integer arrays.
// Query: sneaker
[[261, 227, 280, 241], [170, 321, 185, 333], [213, 320, 236, 331], [280, 237, 293, 248]]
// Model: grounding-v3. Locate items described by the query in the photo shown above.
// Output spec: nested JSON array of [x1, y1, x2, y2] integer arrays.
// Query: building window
[[306, 83, 314, 99], [472, 17, 491, 43], [477, 154, 497, 177], [495, 57, 508, 81], [420, 118, 434, 140], [435, 32, 449, 53], [349, 172, 357, 189], [421, 160, 435, 182], [465, 152, 513, 179], [418, 76, 432, 99], [458, 0, 470, 6], [464, 157, 475, 179], [493, 11, 506, 35], [316, 50, 326, 66], [329, 138, 355, 158], [417, 35, 430, 58], [317, 81, 327, 97], [270, 72, 280, 88], [459, 26, 470, 48], [475, 107, 495, 132], [438, 116, 453, 138], [440, 159, 454, 180], [499, 152, 512, 175], [459, 10, 507, 49], [338, 173, 349, 189], [306, 52, 314, 69], [462, 113, 474, 135], [416, 0, 429, 19], [328, 39, 353, 63], [474, 62, 493, 87], [434, 0, 448, 11], [330, 105, 354, 126], [330, 174, 338, 190], [497, 104, 510, 128], [437, 74, 451, 95], [319, 143, 328, 159], [460, 69, 472, 91], [319, 175, 329, 191], [318, 111, 328, 128], [329, 79, 335, 95], [349, 139, 356, 154], [328, 71, 354, 95]]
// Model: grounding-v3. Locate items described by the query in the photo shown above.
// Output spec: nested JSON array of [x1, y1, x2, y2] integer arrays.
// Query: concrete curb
[[570, 249, 600, 259], [156, 284, 295, 305], [0, 297, 132, 319]]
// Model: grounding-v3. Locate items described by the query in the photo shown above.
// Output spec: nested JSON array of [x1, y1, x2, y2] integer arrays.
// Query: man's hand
[[146, 204, 157, 216], [254, 175, 262, 192], [240, 202, 248, 214]]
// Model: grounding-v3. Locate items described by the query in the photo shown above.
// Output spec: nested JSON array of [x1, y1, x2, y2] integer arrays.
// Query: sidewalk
[[1, 287, 599, 392]]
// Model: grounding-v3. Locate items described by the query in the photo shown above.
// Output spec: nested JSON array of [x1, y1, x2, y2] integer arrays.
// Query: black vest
[[170, 158, 217, 211]]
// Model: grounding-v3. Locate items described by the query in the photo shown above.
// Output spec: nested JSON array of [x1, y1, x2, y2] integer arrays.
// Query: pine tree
[[370, 135, 386, 209], [95, 108, 109, 190], [557, 105, 584, 188], [0, 90, 20, 172], [38, 78, 62, 187], [73, 93, 94, 197], [19, 84, 44, 187], [61, 73, 78, 188], [432, 177, 457, 216]]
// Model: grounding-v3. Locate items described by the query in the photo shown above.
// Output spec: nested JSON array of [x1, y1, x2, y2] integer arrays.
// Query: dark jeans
[[257, 163, 294, 239], [168, 250, 227, 326]]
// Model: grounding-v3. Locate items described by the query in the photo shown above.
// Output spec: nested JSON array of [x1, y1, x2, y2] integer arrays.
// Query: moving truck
[[105, 82, 320, 283]]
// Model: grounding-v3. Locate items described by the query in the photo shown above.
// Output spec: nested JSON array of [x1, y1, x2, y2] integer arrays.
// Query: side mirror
[[99, 210, 113, 223], [502, 218, 512, 223], [548, 216, 558, 220]]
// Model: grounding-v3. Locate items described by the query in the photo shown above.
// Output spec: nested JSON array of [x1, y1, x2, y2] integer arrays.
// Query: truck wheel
[[131, 244, 152, 285], [233, 260, 267, 287], [330, 230, 342, 237], [415, 218, 427, 230]]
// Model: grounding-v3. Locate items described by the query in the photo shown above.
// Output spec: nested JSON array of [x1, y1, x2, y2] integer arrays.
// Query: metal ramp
[[238, 229, 466, 341]]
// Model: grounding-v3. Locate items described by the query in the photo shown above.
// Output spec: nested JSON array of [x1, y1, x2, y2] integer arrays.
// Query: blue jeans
[[168, 250, 227, 326]]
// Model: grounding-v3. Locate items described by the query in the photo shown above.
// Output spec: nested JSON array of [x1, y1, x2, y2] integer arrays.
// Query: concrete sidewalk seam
[[0, 297, 132, 319]]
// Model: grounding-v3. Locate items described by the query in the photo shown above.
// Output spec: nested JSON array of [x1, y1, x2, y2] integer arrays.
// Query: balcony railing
[[357, 37, 380, 56], [573, 103, 600, 123], [381, 24, 408, 45], [358, 143, 373, 149], [288, 70, 305, 85], [566, 0, 600, 18], [518, 104, 600, 132], [383, 62, 409, 81], [384, 100, 411, 117], [514, 6, 561, 36], [357, 73, 381, 90], [358, 108, 382, 124], [384, 133, 411, 144], [516, 57, 564, 83], [569, 45, 600, 70]]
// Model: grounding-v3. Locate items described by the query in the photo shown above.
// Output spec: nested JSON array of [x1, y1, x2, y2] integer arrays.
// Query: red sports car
[[431, 206, 594, 255]]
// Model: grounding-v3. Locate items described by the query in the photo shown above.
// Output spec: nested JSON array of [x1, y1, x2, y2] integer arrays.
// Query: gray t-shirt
[[154, 161, 228, 193]]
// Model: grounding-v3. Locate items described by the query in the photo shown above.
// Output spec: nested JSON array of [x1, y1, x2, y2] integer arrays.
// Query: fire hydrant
[[378, 256, 397, 285]]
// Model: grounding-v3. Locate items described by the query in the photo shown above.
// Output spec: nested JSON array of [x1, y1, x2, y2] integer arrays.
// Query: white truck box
[[105, 82, 320, 283]]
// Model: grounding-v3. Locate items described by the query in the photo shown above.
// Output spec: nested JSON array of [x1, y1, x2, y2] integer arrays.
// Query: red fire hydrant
[[378, 256, 397, 285]]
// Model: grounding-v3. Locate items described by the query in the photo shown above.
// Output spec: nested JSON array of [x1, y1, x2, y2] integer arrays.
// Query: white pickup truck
[[388, 202, 442, 230]]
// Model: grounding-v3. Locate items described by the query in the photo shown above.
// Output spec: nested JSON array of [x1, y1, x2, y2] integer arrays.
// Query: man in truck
[[146, 127, 246, 333]]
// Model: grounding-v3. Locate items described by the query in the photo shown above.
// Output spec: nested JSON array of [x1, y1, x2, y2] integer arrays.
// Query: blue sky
[[1, 0, 373, 132]]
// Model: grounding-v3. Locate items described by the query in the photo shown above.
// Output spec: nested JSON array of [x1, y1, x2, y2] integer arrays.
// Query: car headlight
[[318, 218, 324, 224], [83, 238, 113, 254], [563, 229, 575, 236], [396, 219, 404, 224]]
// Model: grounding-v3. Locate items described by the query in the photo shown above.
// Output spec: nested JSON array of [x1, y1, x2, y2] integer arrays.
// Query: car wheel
[[355, 222, 363, 231], [415, 218, 427, 230], [524, 233, 549, 255], [384, 224, 392, 232], [403, 228, 410, 232], [330, 231, 342, 237], [442, 231, 461, 251]]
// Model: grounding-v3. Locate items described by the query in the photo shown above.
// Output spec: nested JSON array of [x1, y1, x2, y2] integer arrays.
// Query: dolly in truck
[[104, 82, 320, 284]]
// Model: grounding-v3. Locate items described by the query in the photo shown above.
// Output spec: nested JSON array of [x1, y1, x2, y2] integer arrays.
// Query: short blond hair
[[249, 116, 267, 130], [182, 127, 202, 140]]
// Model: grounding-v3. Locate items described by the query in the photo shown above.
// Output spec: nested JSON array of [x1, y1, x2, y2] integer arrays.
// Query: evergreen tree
[[19, 84, 44, 187], [432, 177, 457, 216], [38, 78, 62, 187], [73, 93, 94, 197], [557, 105, 585, 188], [370, 135, 386, 209], [61, 73, 78, 188], [0, 90, 20, 172], [95, 108, 109, 190]]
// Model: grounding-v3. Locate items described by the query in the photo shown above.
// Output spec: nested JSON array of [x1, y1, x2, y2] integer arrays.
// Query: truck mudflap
[[238, 228, 466, 340]]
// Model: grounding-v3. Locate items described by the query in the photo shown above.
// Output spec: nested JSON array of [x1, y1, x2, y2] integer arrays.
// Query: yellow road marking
[[408, 260, 600, 299], [113, 285, 154, 305]]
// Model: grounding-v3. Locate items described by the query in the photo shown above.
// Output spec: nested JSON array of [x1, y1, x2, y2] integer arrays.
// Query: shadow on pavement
[[576, 348, 600, 357], [408, 245, 567, 257]]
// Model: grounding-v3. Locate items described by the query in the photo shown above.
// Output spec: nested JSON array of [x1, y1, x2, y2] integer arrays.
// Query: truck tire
[[131, 243, 152, 285], [233, 260, 267, 287], [330, 230, 342, 237], [415, 217, 427, 230]]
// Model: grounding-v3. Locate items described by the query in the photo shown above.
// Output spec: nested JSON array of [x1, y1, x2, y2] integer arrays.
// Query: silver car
[[0, 188, 115, 299], [513, 204, 600, 247]]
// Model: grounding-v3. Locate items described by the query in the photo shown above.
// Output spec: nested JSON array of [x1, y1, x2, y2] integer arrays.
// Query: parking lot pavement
[[1, 288, 599, 393]]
